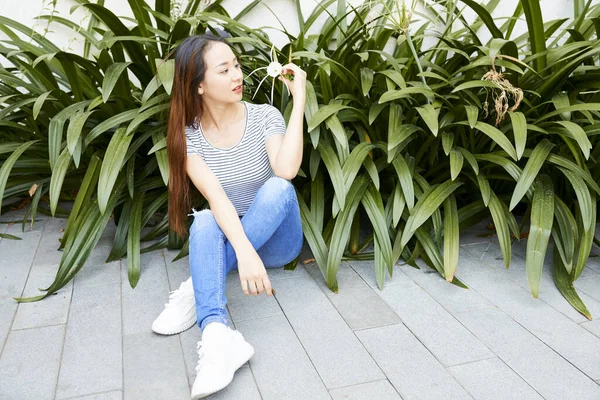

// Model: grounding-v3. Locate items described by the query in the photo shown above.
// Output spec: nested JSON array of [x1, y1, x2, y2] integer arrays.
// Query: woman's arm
[[274, 64, 307, 179], [273, 96, 305, 179], [209, 196, 273, 297]]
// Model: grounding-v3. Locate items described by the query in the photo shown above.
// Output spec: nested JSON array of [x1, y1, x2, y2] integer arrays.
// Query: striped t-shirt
[[185, 100, 287, 217]]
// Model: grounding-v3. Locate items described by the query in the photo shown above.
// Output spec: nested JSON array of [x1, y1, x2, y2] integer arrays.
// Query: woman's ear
[[198, 86, 203, 95]]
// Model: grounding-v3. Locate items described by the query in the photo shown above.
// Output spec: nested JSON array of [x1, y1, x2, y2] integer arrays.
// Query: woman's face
[[198, 42, 243, 103]]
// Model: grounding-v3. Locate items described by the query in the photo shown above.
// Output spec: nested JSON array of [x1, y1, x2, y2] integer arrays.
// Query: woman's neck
[[200, 100, 243, 133]]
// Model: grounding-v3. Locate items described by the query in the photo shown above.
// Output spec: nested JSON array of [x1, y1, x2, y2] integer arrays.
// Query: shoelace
[[164, 287, 193, 309], [195, 339, 227, 374], [194, 330, 244, 374]]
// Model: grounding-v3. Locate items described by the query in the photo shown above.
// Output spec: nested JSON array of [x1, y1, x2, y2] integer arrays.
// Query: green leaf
[[377, 69, 407, 89], [98, 127, 134, 214], [391, 156, 415, 210], [67, 111, 95, 156], [474, 153, 523, 183], [107, 197, 132, 262], [49, 147, 73, 217], [0, 140, 38, 213], [508, 111, 527, 160], [0, 233, 22, 240], [449, 149, 463, 181], [400, 180, 464, 248], [85, 109, 138, 147], [317, 142, 346, 212], [552, 246, 591, 320], [360, 67, 374, 96], [472, 121, 518, 160], [526, 175, 554, 298], [32, 91, 53, 120], [465, 105, 478, 128], [307, 104, 350, 131], [552, 196, 577, 273], [148, 137, 166, 154], [304, 80, 320, 146], [152, 132, 168, 186], [457, 147, 479, 175], [142, 75, 161, 104], [89, 96, 103, 111], [326, 175, 370, 291], [509, 139, 554, 211], [155, 58, 174, 95], [48, 101, 91, 170], [415, 227, 444, 274], [547, 154, 600, 196], [442, 132, 454, 156], [60, 153, 101, 249], [504, 199, 520, 241], [369, 103, 387, 125], [379, 87, 435, 103], [387, 103, 403, 151], [488, 191, 511, 269], [388, 124, 421, 152], [552, 92, 571, 120], [102, 62, 132, 103], [573, 191, 596, 281], [341, 142, 376, 191], [443, 195, 459, 282], [536, 103, 600, 122], [416, 104, 439, 136], [558, 167, 593, 232], [126, 103, 169, 135], [324, 114, 349, 153], [521, 0, 547, 71], [392, 182, 405, 228], [554, 121, 592, 159], [451, 80, 499, 93], [460, 0, 504, 38], [361, 184, 394, 287], [127, 191, 144, 288], [477, 173, 491, 206]]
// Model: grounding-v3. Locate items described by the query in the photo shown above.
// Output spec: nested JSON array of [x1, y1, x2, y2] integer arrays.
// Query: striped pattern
[[185, 100, 287, 217]]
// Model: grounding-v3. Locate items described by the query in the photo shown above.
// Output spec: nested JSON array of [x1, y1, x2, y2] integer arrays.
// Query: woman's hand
[[237, 247, 274, 296], [278, 63, 306, 101]]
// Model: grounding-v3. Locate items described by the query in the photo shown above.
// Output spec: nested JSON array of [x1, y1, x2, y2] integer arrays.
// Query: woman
[[158, 33, 306, 399]]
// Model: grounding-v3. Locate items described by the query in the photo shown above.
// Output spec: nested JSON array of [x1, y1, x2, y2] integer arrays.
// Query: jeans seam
[[218, 231, 224, 317]]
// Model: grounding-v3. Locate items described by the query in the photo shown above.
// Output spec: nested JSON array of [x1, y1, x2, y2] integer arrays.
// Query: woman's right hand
[[237, 247, 274, 296]]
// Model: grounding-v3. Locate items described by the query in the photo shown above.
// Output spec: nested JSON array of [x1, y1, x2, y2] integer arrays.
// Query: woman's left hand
[[278, 63, 306, 101]]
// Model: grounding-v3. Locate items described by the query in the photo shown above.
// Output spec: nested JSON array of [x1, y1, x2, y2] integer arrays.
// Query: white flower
[[245, 44, 290, 105], [267, 61, 283, 78]]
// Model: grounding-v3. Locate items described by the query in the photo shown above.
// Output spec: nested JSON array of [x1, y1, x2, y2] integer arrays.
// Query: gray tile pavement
[[1, 210, 600, 399]]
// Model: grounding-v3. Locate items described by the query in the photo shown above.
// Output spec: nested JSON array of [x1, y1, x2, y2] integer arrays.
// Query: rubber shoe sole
[[151, 314, 197, 335], [190, 340, 254, 399]]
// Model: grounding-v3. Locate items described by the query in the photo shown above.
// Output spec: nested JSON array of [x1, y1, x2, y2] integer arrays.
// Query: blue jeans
[[187, 176, 304, 331]]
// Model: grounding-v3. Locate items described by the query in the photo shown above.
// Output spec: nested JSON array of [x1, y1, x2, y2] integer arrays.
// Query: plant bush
[[1, 0, 599, 319]]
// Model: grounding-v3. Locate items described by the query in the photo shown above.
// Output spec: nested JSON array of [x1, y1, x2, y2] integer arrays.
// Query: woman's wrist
[[234, 240, 256, 257], [293, 94, 306, 108]]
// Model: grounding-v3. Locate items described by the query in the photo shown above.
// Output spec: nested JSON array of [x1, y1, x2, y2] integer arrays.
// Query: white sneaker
[[190, 323, 255, 399], [152, 277, 197, 335]]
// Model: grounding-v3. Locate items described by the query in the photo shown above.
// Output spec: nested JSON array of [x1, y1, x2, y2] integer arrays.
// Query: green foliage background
[[1, 0, 599, 319]]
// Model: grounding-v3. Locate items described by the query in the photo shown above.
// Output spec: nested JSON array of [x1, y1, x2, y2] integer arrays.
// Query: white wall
[[2, 0, 577, 55]]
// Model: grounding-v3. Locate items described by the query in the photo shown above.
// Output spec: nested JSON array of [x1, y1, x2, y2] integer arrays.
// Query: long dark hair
[[167, 33, 229, 238]]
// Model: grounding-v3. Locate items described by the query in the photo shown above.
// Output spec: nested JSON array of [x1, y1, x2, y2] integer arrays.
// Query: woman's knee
[[189, 209, 219, 238], [262, 176, 296, 204]]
